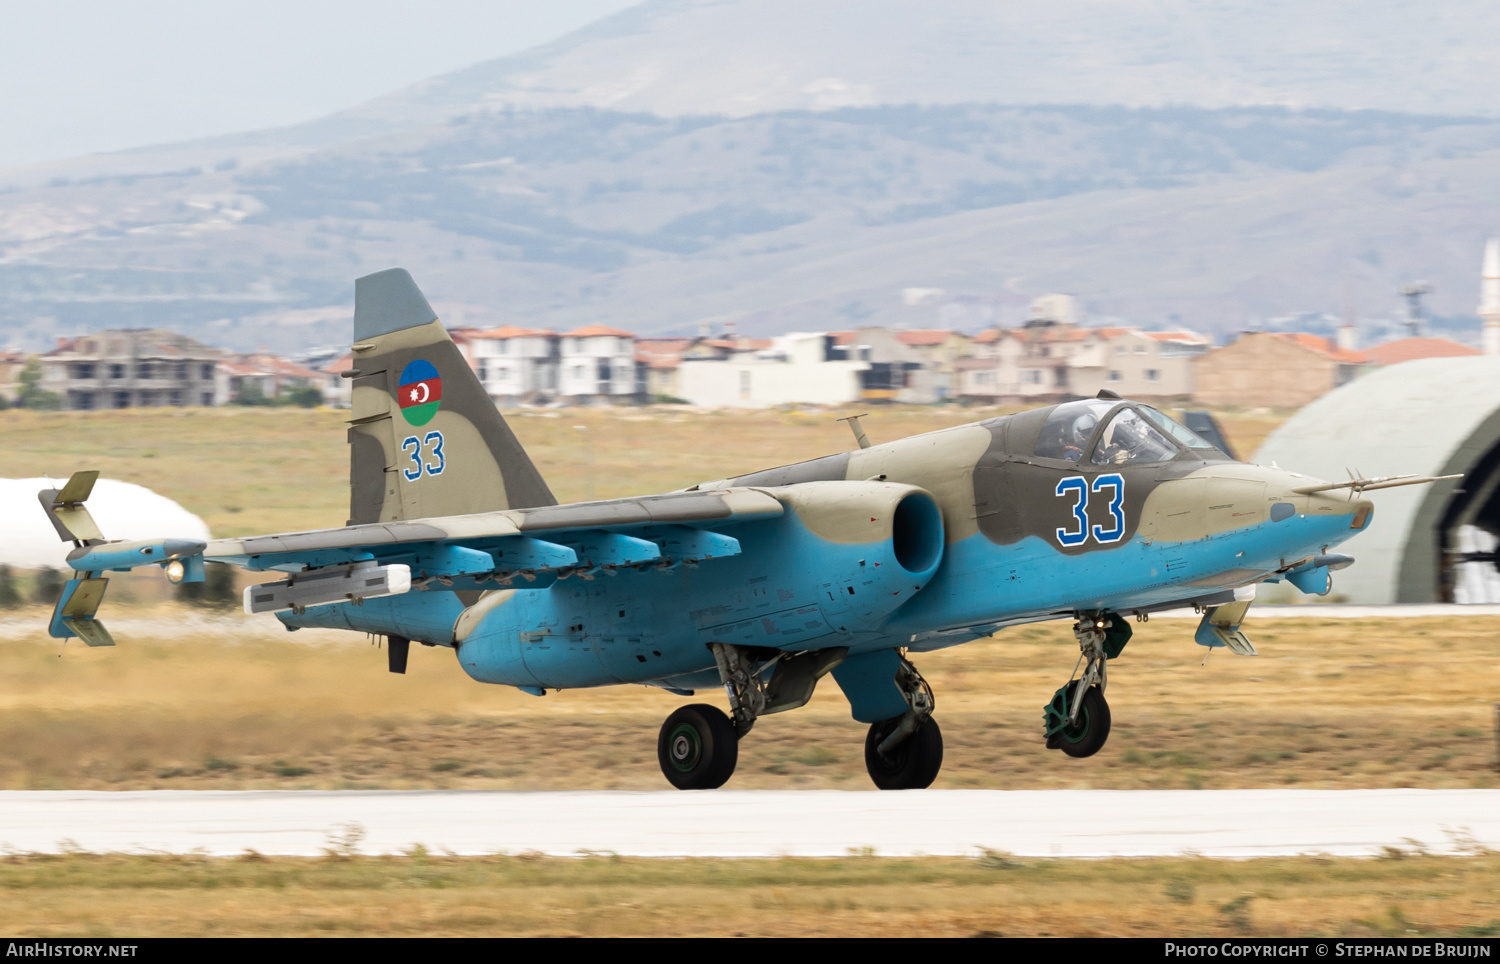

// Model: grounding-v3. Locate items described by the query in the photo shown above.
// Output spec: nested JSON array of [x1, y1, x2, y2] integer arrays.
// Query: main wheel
[[863, 716, 943, 790], [1056, 686, 1111, 758], [657, 703, 739, 790]]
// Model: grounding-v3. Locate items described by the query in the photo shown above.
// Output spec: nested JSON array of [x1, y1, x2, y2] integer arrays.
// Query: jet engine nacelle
[[766, 480, 946, 633]]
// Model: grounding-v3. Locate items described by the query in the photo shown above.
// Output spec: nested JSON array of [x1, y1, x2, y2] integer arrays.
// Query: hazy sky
[[0, 0, 640, 171]]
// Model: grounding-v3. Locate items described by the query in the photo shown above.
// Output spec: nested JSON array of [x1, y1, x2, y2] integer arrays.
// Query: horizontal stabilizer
[[244, 562, 412, 615]]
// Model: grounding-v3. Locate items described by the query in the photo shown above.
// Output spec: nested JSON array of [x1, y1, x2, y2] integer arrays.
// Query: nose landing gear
[[1042, 612, 1128, 758], [1043, 682, 1111, 757]]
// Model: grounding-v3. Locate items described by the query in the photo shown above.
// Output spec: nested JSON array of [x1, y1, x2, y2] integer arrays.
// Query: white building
[[677, 333, 870, 408], [1029, 293, 1079, 326], [956, 325, 1209, 402], [558, 325, 640, 401], [1069, 328, 1210, 399], [470, 326, 560, 401]]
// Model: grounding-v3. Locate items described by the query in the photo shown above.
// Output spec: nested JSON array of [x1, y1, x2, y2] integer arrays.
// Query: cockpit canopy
[[1034, 400, 1229, 464]]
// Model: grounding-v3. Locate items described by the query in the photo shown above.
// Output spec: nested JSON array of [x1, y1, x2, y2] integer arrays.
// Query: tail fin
[[345, 268, 556, 524]]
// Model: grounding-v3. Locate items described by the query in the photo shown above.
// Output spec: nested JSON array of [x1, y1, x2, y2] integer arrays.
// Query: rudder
[[345, 268, 556, 524]]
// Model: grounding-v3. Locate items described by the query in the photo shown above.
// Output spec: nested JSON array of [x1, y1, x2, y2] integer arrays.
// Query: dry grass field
[[5, 404, 1497, 938], [3, 851, 1498, 938], [0, 609, 1494, 792], [2, 403, 1285, 539], [0, 404, 1492, 793]]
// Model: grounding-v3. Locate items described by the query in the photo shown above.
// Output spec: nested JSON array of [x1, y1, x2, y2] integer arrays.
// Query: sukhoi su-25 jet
[[37, 269, 1456, 790]]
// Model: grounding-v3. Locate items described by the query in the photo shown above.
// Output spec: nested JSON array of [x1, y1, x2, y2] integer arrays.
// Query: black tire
[[863, 716, 944, 790], [657, 703, 739, 790], [1057, 686, 1111, 758]]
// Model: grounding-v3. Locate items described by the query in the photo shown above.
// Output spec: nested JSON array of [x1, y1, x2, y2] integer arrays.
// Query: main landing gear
[[1042, 612, 1129, 758], [657, 703, 739, 790], [863, 655, 942, 789], [654, 644, 943, 790], [655, 642, 767, 790]]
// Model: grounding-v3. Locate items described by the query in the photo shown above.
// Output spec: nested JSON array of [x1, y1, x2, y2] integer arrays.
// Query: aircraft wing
[[44, 477, 784, 623], [201, 487, 782, 574]]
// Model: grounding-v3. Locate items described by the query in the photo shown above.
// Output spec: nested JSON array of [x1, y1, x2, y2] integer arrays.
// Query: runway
[[2, 789, 1497, 858]]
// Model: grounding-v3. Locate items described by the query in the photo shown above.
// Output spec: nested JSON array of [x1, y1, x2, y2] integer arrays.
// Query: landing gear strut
[[1042, 613, 1127, 758], [710, 641, 768, 738], [655, 642, 768, 790], [864, 655, 943, 789]]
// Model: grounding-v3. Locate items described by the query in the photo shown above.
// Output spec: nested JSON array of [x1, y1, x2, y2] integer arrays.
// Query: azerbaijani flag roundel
[[397, 359, 443, 426]]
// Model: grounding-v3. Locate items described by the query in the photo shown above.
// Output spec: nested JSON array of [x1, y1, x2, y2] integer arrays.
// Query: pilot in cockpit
[[1091, 408, 1176, 464]]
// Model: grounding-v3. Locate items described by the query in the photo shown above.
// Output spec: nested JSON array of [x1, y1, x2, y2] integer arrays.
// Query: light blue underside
[[282, 506, 1361, 714]]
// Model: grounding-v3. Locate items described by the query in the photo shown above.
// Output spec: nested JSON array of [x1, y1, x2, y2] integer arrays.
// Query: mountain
[[351, 0, 1500, 121], [3, 1, 1499, 351]]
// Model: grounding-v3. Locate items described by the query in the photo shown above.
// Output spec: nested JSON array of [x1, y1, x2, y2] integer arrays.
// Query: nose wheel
[[1042, 612, 1125, 758], [657, 703, 739, 789], [1043, 682, 1111, 757]]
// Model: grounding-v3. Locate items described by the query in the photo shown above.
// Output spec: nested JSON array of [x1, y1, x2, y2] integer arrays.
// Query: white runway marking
[[1, 789, 1496, 858]]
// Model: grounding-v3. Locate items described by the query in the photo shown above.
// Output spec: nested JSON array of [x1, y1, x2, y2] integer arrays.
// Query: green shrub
[[177, 562, 239, 608], [0, 565, 21, 608], [33, 568, 65, 605]]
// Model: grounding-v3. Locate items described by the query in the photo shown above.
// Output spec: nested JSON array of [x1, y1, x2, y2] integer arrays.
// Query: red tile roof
[[1146, 330, 1208, 344], [971, 329, 1002, 344], [1365, 336, 1482, 366], [634, 337, 695, 369], [239, 354, 323, 380], [476, 325, 555, 340], [895, 329, 960, 347], [565, 325, 634, 338], [1270, 332, 1368, 364]]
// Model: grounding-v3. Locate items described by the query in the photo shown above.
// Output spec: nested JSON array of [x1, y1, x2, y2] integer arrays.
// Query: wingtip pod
[[353, 267, 438, 342]]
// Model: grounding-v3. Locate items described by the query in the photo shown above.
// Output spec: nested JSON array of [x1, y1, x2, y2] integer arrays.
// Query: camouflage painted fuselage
[[285, 403, 1370, 694]]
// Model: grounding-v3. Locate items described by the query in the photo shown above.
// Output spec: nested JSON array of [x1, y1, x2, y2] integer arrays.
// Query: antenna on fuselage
[[837, 413, 872, 449]]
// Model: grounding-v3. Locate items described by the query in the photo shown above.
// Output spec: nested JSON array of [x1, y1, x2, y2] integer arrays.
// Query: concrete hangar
[[1258, 356, 1500, 604]]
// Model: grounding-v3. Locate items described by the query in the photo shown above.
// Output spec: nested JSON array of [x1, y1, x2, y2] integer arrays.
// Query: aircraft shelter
[[1257, 355, 1500, 603]]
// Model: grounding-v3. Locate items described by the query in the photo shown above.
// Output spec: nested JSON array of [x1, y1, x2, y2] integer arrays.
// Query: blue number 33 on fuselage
[[1055, 473, 1124, 546]]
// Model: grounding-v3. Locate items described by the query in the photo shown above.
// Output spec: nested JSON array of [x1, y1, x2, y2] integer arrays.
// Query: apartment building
[[42, 329, 224, 410], [558, 325, 641, 401], [470, 325, 560, 402]]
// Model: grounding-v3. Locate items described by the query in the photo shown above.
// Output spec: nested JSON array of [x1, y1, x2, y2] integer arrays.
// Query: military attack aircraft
[[38, 269, 1456, 790]]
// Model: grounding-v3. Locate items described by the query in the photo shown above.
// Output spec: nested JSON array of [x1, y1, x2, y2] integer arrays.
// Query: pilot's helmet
[[1071, 413, 1098, 443]]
